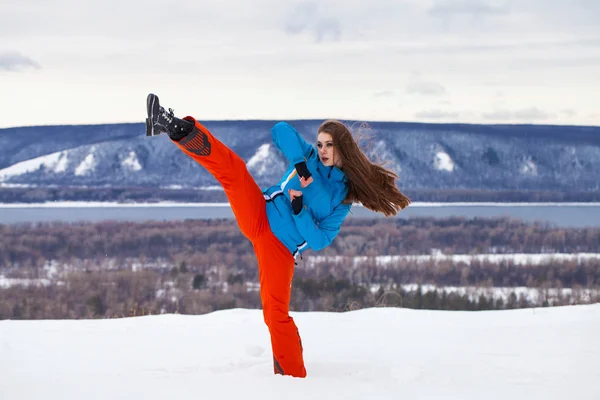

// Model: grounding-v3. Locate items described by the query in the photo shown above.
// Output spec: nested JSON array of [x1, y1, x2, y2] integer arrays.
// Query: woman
[[145, 93, 410, 378]]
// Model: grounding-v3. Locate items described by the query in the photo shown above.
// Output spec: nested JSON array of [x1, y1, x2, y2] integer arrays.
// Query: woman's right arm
[[291, 201, 351, 251]]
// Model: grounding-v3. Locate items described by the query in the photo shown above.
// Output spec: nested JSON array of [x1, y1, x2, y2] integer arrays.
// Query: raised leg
[[173, 118, 268, 241]]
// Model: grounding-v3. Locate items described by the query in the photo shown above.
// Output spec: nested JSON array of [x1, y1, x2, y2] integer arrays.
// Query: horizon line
[[2, 118, 599, 130]]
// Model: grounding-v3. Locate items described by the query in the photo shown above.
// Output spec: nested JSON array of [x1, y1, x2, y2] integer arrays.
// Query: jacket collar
[[329, 165, 347, 182], [317, 161, 347, 183]]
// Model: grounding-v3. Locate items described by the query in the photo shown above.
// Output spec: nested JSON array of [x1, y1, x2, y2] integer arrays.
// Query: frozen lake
[[1, 202, 600, 227]]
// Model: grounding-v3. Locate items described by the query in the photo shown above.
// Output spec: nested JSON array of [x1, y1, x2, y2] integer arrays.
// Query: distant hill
[[0, 120, 599, 202]]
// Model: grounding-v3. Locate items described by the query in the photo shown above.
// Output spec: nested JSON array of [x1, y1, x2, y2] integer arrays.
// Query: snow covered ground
[[1, 305, 598, 400]]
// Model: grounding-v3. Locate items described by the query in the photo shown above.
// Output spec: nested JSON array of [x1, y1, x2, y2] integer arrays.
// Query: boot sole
[[145, 94, 160, 136]]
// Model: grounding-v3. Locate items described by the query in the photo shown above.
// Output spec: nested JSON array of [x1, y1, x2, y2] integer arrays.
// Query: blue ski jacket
[[262, 122, 351, 258]]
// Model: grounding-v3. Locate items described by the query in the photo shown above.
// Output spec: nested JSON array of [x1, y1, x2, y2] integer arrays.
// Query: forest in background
[[1, 217, 599, 319]]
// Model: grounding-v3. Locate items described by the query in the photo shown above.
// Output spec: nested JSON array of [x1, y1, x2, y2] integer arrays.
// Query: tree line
[[1, 217, 599, 319], [2, 217, 600, 266], [1, 267, 595, 320]]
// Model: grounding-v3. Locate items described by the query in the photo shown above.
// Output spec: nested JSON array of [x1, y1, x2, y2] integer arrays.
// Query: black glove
[[294, 161, 312, 180], [291, 194, 303, 215]]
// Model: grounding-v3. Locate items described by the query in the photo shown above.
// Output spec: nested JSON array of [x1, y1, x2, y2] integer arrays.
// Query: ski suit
[[172, 117, 351, 378]]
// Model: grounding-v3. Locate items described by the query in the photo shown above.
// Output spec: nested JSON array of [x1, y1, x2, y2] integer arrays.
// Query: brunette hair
[[318, 119, 411, 216]]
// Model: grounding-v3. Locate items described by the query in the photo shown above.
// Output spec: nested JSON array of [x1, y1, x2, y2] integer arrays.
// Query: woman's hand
[[288, 189, 302, 201], [294, 162, 313, 188], [299, 176, 313, 188], [288, 189, 304, 215]]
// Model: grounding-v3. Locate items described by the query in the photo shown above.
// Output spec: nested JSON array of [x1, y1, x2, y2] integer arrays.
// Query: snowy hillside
[[1, 305, 598, 400], [0, 120, 599, 192]]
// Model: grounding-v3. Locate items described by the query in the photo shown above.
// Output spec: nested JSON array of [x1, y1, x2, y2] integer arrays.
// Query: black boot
[[145, 93, 194, 140]]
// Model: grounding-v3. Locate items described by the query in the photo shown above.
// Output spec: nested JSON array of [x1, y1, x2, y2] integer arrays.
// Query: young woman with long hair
[[145, 94, 410, 378]]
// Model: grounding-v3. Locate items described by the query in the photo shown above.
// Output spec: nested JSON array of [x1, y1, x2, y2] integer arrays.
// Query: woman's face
[[317, 132, 342, 168]]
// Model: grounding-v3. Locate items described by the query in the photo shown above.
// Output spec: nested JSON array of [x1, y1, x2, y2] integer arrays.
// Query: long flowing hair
[[318, 120, 411, 217]]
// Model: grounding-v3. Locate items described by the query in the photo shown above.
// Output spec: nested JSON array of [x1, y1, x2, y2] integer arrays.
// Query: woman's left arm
[[292, 203, 351, 251], [271, 122, 313, 164]]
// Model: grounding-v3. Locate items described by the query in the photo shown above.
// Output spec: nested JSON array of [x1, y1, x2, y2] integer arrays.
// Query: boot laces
[[157, 106, 175, 125], [161, 107, 175, 124]]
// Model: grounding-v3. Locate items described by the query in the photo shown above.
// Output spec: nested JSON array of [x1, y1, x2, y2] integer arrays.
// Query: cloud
[[561, 109, 577, 117], [0, 52, 40, 72], [407, 81, 447, 96], [429, 0, 510, 18], [314, 17, 341, 42], [415, 110, 460, 120], [284, 2, 318, 35], [482, 107, 554, 121], [284, 2, 341, 42]]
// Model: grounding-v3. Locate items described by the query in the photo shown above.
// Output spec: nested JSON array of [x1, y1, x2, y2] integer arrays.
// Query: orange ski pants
[[173, 117, 307, 378]]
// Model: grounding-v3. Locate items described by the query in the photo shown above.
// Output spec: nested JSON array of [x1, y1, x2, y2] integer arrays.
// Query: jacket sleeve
[[292, 202, 351, 251], [271, 122, 314, 164]]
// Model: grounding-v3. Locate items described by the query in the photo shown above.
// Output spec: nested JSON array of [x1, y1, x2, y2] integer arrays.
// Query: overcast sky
[[1, 0, 599, 128]]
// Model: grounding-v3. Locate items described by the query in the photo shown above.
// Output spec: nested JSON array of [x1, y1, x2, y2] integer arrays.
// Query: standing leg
[[255, 232, 306, 378]]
